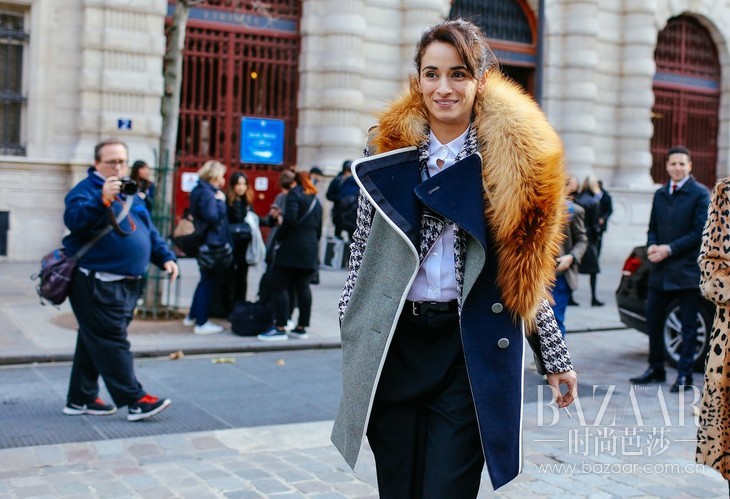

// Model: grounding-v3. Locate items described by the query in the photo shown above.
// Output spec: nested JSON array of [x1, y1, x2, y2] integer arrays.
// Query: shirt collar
[[429, 127, 469, 160], [671, 176, 690, 191]]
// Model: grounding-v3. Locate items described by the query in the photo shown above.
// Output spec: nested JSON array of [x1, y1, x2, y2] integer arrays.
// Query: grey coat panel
[[331, 211, 419, 467]]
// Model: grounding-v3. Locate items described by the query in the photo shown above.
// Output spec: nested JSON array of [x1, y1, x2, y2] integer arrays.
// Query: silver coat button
[[491, 302, 504, 313], [497, 338, 510, 349]]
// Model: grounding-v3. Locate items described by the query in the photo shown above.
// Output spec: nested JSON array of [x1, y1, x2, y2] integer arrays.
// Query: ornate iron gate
[[651, 16, 720, 188], [170, 0, 301, 219]]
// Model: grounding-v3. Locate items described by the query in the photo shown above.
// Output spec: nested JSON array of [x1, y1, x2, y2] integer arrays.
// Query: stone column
[[298, 0, 366, 175], [401, 0, 450, 80], [73, 0, 166, 164], [555, 0, 599, 180], [359, 0, 404, 129], [613, 0, 657, 189]]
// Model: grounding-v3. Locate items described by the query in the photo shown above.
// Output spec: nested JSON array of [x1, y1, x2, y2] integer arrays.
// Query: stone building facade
[[1, 0, 728, 262]]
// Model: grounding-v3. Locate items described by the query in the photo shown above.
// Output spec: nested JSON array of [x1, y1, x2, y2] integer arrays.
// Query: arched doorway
[[651, 16, 720, 188], [449, 0, 536, 94]]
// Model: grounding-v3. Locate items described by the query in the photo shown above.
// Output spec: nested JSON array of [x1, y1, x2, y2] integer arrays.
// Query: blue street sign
[[117, 119, 132, 130], [240, 117, 285, 165]]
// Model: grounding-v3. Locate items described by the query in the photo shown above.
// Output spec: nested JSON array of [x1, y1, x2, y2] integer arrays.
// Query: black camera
[[119, 177, 138, 196]]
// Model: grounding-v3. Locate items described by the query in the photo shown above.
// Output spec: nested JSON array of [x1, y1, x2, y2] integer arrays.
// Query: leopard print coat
[[697, 177, 730, 479]]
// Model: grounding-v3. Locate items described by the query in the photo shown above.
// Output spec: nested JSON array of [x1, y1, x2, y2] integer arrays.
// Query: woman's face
[[234, 176, 248, 197], [418, 41, 484, 139], [137, 165, 151, 181], [210, 173, 225, 189]]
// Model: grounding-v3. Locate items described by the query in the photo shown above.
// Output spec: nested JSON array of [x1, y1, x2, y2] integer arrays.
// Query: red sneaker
[[127, 394, 171, 422]]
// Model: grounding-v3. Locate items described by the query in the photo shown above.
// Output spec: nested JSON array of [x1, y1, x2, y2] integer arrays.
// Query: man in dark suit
[[630, 146, 710, 392]]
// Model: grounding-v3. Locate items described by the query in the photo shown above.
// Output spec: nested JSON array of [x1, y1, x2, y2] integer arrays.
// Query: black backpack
[[338, 195, 358, 233]]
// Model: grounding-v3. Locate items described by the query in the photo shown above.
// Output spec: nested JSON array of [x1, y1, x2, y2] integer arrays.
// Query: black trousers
[[269, 266, 314, 328], [646, 287, 700, 376], [67, 269, 145, 407], [367, 310, 484, 498]]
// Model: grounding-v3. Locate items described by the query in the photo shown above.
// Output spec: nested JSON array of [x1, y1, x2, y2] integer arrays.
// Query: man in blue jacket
[[62, 139, 178, 421], [630, 146, 710, 392]]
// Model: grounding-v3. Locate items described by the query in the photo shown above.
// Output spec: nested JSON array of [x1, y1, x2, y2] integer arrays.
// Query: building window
[[0, 10, 28, 156]]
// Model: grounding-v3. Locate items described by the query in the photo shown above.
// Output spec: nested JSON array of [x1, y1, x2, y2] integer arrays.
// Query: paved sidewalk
[[5, 258, 726, 497], [0, 260, 344, 365], [0, 256, 624, 366], [1, 329, 728, 498]]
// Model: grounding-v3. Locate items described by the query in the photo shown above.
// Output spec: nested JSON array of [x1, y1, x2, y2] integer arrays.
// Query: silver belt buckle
[[412, 301, 420, 316]]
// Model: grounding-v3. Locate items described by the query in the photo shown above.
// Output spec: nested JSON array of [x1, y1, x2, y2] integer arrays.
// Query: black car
[[615, 246, 713, 372]]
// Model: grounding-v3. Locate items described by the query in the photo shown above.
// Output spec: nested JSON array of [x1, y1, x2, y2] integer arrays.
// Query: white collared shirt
[[669, 176, 690, 194], [406, 128, 468, 302]]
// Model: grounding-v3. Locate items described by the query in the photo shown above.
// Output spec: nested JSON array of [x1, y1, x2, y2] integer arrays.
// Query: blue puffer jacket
[[63, 168, 176, 276], [189, 180, 231, 247]]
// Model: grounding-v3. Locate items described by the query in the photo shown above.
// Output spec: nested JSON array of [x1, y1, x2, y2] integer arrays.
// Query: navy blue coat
[[189, 180, 231, 248], [63, 168, 175, 276], [647, 176, 710, 291], [332, 150, 570, 490]]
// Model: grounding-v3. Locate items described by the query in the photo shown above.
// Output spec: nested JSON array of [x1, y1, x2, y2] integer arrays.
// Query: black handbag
[[228, 222, 252, 243], [197, 243, 234, 271], [32, 197, 134, 306], [34, 248, 80, 306]]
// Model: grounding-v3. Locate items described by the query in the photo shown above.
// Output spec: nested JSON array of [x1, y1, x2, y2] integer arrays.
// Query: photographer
[[62, 139, 177, 422]]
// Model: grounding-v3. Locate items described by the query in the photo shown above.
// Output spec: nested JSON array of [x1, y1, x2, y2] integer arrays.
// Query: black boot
[[630, 366, 666, 384], [591, 298, 604, 306], [670, 374, 694, 393]]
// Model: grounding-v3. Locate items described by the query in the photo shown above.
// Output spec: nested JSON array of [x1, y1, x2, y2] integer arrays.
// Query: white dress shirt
[[669, 176, 690, 194], [407, 128, 469, 302]]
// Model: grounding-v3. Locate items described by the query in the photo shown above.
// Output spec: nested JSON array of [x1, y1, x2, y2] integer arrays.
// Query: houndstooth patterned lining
[[339, 128, 573, 374]]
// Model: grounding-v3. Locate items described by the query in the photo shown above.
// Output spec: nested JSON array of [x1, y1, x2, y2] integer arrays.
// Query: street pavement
[[0, 257, 728, 497]]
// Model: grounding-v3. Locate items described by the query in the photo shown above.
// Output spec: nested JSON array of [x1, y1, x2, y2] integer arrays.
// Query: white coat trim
[[349, 146, 421, 469]]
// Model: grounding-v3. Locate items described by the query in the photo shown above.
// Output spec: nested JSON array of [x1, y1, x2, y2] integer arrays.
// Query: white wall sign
[[254, 176, 269, 191], [181, 172, 199, 193]]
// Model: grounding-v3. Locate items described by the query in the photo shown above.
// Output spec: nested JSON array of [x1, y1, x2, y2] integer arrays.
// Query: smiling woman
[[417, 42, 485, 142], [331, 18, 577, 497]]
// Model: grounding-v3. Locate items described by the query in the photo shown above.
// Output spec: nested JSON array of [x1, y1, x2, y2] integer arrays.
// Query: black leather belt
[[406, 300, 458, 316]]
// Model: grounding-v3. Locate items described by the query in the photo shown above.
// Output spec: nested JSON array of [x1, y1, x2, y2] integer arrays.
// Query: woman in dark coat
[[226, 171, 255, 303], [257, 171, 322, 341], [576, 175, 603, 305], [183, 160, 231, 335], [130, 160, 155, 213]]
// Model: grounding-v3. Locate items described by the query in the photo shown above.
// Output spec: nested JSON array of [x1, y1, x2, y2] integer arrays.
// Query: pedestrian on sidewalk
[[129, 159, 155, 214], [630, 145, 710, 392], [576, 174, 604, 306], [326, 160, 359, 242], [62, 138, 176, 422], [225, 171, 256, 304], [183, 160, 231, 334], [696, 177, 730, 486], [550, 177, 588, 337], [257, 171, 322, 341], [331, 19, 577, 496]]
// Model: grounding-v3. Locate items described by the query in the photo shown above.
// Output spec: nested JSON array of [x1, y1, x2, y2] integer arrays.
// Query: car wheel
[[661, 301, 713, 372]]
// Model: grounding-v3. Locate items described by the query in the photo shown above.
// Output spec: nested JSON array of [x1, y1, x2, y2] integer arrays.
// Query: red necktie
[[672, 184, 678, 194]]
